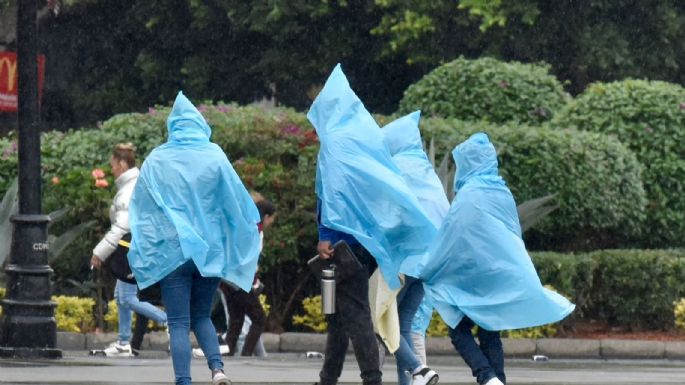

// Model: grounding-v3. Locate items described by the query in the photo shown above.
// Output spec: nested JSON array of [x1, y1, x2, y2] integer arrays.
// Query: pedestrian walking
[[221, 198, 275, 356], [127, 91, 261, 385], [381, 111, 449, 385], [307, 65, 440, 385], [89, 143, 167, 358], [419, 132, 576, 385]]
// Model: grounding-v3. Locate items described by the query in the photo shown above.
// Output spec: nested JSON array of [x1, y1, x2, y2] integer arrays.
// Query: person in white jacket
[[90, 143, 167, 357]]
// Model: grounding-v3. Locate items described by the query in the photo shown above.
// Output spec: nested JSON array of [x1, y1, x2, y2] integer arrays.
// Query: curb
[[59, 332, 685, 360]]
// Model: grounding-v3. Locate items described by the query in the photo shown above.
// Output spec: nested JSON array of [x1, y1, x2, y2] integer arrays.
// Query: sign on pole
[[0, 51, 45, 112]]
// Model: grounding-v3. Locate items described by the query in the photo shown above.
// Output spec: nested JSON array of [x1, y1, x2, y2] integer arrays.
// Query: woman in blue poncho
[[420, 132, 575, 385], [128, 92, 261, 385]]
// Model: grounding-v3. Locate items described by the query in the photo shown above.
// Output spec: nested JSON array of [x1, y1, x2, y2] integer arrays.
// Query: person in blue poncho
[[419, 132, 575, 385], [382, 111, 447, 385], [308, 64, 443, 385], [127, 91, 261, 385]]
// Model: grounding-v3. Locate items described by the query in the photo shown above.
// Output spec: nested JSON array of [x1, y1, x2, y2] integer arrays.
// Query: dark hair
[[112, 143, 136, 168], [256, 199, 276, 221]]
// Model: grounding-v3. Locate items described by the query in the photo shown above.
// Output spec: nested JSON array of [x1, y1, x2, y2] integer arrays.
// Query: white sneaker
[[211, 369, 231, 385], [103, 341, 134, 358], [412, 367, 439, 385], [484, 378, 504, 385], [192, 345, 230, 358]]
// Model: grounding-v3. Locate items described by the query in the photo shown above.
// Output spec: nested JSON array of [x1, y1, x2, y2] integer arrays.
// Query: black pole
[[0, 0, 60, 358]]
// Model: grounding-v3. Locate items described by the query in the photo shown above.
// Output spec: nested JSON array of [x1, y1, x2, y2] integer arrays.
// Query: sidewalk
[[1, 351, 685, 384], [56, 331, 685, 360]]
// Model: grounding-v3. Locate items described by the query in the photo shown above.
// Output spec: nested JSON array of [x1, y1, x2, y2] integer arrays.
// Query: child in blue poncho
[[420, 133, 575, 385]]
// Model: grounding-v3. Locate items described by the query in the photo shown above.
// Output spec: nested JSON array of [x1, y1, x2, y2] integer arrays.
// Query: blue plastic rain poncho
[[308, 64, 437, 289], [420, 132, 574, 330], [382, 111, 449, 230], [128, 91, 261, 291]]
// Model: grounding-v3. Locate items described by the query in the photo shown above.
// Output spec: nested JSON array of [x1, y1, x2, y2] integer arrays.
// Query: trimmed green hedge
[[532, 249, 685, 330], [420, 118, 647, 250], [399, 57, 570, 125], [552, 79, 685, 248]]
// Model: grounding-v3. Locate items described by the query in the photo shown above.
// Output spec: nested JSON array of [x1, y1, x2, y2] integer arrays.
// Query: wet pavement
[[0, 352, 684, 384]]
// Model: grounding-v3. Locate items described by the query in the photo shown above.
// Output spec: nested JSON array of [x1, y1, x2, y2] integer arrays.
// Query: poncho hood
[[167, 91, 212, 143]]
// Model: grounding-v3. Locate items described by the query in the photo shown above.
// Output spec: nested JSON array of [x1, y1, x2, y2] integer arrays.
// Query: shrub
[[420, 119, 647, 250], [532, 249, 685, 330], [291, 295, 327, 333], [399, 57, 570, 125], [53, 295, 95, 333], [675, 298, 685, 331], [552, 79, 685, 247]]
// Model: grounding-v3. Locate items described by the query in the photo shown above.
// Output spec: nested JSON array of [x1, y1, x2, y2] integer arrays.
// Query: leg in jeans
[[337, 253, 382, 385], [224, 289, 246, 355], [240, 291, 266, 356], [130, 313, 150, 353], [189, 267, 223, 373], [477, 327, 505, 384], [395, 277, 424, 385], [449, 317, 498, 385], [160, 261, 194, 385], [319, 312, 350, 385], [319, 246, 381, 385], [117, 280, 168, 324], [114, 280, 133, 344]]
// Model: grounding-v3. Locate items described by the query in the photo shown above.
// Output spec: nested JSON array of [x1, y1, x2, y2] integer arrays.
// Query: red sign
[[0, 51, 46, 112]]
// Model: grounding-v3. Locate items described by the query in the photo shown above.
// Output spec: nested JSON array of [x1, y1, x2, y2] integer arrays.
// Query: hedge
[[532, 249, 685, 330], [552, 79, 685, 248], [419, 118, 647, 251], [398, 57, 570, 125]]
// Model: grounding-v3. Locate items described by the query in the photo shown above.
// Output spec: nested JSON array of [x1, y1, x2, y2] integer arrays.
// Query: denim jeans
[[160, 260, 223, 385], [449, 317, 505, 384], [395, 277, 425, 385], [114, 280, 167, 344], [319, 245, 382, 385]]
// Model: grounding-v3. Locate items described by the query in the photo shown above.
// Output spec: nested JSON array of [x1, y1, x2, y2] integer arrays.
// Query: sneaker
[[412, 367, 439, 385], [484, 378, 504, 385], [103, 341, 134, 358], [211, 368, 231, 385], [193, 345, 230, 358]]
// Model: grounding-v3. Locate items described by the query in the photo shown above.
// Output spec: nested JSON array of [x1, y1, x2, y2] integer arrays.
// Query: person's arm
[[91, 201, 129, 268], [316, 198, 335, 259]]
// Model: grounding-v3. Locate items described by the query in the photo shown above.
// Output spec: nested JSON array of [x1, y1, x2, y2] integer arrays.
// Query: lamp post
[[0, 0, 60, 358]]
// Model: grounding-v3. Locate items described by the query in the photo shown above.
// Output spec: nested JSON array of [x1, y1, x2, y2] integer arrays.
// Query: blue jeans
[[395, 277, 424, 385], [160, 260, 223, 385], [449, 317, 505, 384], [114, 280, 167, 343]]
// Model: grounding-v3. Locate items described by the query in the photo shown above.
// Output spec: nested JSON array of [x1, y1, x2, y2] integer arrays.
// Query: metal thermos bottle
[[321, 268, 336, 315]]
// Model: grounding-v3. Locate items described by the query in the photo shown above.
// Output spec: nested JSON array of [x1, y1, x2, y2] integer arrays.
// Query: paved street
[[0, 352, 684, 384]]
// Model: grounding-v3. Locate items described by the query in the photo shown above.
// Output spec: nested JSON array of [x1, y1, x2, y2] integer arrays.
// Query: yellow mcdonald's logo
[[0, 56, 18, 92]]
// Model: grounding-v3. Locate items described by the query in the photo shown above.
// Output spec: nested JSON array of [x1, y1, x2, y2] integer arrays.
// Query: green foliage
[[0, 137, 18, 194], [291, 295, 327, 333], [532, 249, 685, 330], [53, 295, 95, 333], [399, 57, 570, 125], [552, 79, 685, 247], [420, 119, 647, 250]]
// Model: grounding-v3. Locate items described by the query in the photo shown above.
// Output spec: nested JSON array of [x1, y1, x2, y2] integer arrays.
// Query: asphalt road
[[0, 352, 684, 384]]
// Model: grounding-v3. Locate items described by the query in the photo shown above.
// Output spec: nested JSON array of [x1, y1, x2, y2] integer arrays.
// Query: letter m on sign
[[0, 52, 46, 112]]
